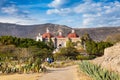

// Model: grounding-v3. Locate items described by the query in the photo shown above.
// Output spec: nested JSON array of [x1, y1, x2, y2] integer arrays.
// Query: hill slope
[[92, 43, 120, 73], [0, 22, 120, 41]]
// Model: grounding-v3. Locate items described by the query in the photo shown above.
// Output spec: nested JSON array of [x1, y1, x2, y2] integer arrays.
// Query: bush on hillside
[[76, 55, 96, 60]]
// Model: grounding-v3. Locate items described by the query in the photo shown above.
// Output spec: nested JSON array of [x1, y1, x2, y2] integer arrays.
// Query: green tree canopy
[[55, 46, 79, 60], [66, 38, 74, 47], [85, 40, 113, 56]]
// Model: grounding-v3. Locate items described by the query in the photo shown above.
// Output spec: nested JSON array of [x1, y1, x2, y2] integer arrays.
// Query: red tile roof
[[57, 35, 64, 38], [42, 33, 53, 38], [67, 33, 79, 38]]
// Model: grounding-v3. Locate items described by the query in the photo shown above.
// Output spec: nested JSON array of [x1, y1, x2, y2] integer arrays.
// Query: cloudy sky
[[0, 0, 120, 28]]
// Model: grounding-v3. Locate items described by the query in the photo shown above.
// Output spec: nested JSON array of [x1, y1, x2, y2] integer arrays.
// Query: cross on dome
[[72, 29, 75, 33], [46, 28, 50, 33], [59, 31, 62, 36], [38, 33, 41, 36]]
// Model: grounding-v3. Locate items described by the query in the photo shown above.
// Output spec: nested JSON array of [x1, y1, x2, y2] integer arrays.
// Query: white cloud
[[47, 9, 60, 14], [0, 16, 23, 24], [0, 0, 120, 28], [0, 16, 38, 25], [1, 4, 31, 22], [74, 2, 102, 14], [70, 1, 120, 27], [47, 8, 71, 15], [1, 5, 18, 14], [48, 0, 67, 8], [47, 0, 120, 27], [47, 1, 102, 15]]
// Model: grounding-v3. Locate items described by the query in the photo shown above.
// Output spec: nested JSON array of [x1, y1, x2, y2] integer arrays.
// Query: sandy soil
[[39, 65, 78, 80], [0, 73, 42, 80], [76, 67, 92, 80]]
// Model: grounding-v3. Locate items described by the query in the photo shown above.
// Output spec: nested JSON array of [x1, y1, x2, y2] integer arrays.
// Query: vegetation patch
[[76, 55, 96, 60], [43, 61, 76, 68], [0, 36, 54, 74], [79, 61, 120, 80]]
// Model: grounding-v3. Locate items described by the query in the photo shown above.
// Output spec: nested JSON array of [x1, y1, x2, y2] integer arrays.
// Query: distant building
[[36, 28, 81, 48]]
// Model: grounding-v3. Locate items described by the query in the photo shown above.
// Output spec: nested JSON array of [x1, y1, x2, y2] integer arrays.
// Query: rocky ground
[[92, 42, 120, 73]]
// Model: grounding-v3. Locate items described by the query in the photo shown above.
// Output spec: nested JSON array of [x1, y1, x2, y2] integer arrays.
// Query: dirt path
[[39, 65, 78, 80], [0, 73, 42, 80]]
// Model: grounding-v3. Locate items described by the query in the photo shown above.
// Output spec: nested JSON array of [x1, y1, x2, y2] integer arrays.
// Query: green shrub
[[79, 61, 120, 80], [54, 46, 79, 60], [76, 55, 96, 60]]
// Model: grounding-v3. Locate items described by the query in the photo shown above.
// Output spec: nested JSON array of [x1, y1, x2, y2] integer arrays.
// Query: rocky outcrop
[[93, 43, 120, 73]]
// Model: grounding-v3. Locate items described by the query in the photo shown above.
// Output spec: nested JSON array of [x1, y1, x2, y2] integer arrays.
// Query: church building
[[36, 28, 81, 48]]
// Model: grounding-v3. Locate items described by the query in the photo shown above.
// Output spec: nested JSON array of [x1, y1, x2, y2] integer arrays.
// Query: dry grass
[[0, 73, 42, 80], [43, 61, 76, 68]]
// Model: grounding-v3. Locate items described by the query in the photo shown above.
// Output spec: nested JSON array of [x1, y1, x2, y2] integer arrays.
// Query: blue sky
[[0, 0, 120, 28]]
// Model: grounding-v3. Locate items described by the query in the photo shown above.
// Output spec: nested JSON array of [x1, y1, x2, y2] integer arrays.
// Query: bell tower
[[36, 33, 42, 41]]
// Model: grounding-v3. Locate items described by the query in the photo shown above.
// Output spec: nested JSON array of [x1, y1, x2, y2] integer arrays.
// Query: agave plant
[[79, 61, 120, 80]]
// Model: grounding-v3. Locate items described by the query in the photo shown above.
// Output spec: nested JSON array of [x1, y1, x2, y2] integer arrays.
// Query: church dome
[[57, 30, 64, 38], [67, 30, 79, 38], [42, 33, 53, 38], [42, 28, 53, 38], [67, 33, 79, 38]]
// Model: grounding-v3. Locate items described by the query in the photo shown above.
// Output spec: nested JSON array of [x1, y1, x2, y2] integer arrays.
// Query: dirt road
[[0, 73, 42, 80], [39, 65, 78, 80]]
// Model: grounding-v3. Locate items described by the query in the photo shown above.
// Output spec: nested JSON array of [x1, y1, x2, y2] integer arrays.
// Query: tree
[[0, 36, 54, 74], [85, 40, 113, 56], [55, 46, 79, 60], [66, 38, 74, 47], [0, 36, 15, 45], [97, 41, 113, 56], [81, 33, 92, 43], [46, 38, 54, 50], [81, 33, 92, 49], [85, 40, 98, 55], [28, 46, 53, 61], [0, 36, 51, 50]]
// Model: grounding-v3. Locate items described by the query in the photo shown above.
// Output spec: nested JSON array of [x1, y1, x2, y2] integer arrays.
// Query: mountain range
[[0, 22, 120, 41]]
